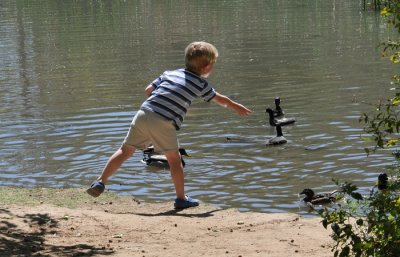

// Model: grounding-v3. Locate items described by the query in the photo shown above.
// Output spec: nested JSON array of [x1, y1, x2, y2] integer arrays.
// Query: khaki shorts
[[123, 110, 179, 152]]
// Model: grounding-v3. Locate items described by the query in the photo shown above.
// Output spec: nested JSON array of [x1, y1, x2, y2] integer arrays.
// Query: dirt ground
[[0, 188, 333, 257]]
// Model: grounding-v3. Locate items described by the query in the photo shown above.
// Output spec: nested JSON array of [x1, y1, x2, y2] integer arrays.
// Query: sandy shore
[[0, 188, 333, 257]]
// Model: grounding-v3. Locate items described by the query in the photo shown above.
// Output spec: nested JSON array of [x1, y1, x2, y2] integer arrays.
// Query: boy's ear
[[202, 63, 213, 74]]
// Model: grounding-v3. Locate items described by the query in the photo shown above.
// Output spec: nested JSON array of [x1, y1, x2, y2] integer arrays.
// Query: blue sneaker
[[86, 181, 105, 197], [174, 195, 199, 209]]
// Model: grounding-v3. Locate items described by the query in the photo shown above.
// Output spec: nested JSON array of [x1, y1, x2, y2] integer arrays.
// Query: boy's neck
[[185, 68, 201, 77]]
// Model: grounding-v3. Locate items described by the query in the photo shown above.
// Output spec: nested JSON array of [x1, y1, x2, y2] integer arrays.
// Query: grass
[[0, 187, 128, 209]]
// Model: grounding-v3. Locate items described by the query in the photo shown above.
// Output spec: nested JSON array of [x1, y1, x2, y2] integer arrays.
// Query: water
[[0, 0, 397, 213]]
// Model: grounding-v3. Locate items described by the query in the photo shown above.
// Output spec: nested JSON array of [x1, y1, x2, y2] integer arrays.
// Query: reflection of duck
[[267, 125, 287, 145], [273, 97, 284, 118], [299, 188, 337, 205], [142, 146, 190, 168], [266, 108, 296, 126]]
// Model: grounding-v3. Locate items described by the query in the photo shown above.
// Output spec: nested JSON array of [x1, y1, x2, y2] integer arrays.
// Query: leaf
[[322, 219, 328, 229], [394, 197, 400, 207], [381, 7, 389, 16], [386, 139, 398, 147], [339, 246, 350, 257], [351, 192, 363, 201]]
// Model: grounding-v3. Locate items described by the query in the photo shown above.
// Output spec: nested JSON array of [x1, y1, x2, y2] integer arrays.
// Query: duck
[[142, 146, 190, 168], [273, 97, 285, 118], [377, 173, 388, 190], [299, 188, 338, 205], [266, 108, 296, 126], [266, 125, 287, 145]]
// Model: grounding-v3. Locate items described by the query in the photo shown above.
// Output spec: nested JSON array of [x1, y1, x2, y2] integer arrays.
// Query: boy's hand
[[212, 92, 252, 116], [233, 103, 253, 116]]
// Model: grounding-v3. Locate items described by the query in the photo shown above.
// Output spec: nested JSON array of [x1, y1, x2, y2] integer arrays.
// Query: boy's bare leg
[[97, 144, 136, 184], [165, 150, 185, 200]]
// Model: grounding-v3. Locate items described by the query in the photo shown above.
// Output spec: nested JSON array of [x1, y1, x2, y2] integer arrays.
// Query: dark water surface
[[1, 0, 397, 213]]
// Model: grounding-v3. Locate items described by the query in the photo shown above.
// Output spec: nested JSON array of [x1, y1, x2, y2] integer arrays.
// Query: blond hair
[[185, 42, 218, 73]]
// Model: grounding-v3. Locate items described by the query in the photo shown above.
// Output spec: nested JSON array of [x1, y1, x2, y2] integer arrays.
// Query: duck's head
[[299, 188, 315, 198], [265, 108, 276, 125], [178, 148, 191, 157], [274, 97, 281, 106], [266, 108, 274, 115], [378, 173, 388, 190]]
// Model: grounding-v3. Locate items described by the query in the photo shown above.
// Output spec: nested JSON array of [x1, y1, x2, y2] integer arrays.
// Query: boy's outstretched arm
[[212, 92, 252, 116]]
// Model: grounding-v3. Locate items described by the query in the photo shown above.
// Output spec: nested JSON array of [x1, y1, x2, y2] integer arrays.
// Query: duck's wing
[[276, 117, 296, 126], [148, 154, 168, 161], [310, 197, 334, 205]]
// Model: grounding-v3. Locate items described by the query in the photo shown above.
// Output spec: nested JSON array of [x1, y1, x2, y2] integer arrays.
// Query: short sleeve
[[151, 74, 163, 89], [201, 84, 216, 102]]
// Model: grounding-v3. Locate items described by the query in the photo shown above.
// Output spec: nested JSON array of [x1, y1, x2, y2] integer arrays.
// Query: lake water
[[1, 0, 397, 214]]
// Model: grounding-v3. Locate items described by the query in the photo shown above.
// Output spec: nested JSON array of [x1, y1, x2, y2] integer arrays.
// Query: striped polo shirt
[[140, 68, 216, 130]]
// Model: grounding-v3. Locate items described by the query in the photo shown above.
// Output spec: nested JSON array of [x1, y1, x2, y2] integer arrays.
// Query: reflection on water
[[0, 0, 396, 213]]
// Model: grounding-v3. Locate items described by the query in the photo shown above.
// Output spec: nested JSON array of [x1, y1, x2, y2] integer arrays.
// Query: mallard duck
[[266, 108, 296, 126], [267, 125, 287, 145], [142, 146, 190, 168], [377, 173, 388, 190], [299, 188, 337, 205], [273, 97, 285, 118]]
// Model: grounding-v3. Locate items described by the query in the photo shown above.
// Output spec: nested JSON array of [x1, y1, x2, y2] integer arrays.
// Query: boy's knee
[[120, 144, 135, 157]]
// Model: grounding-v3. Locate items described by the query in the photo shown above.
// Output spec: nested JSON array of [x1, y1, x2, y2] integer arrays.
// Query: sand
[[0, 188, 333, 257]]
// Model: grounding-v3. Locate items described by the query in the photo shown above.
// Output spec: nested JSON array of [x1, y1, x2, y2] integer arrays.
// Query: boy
[[87, 41, 252, 209]]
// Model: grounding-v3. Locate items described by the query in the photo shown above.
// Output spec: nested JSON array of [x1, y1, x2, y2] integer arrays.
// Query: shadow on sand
[[0, 207, 112, 257]]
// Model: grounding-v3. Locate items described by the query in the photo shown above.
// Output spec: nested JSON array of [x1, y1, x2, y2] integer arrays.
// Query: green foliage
[[318, 170, 400, 257], [361, 0, 400, 153], [316, 1, 400, 256]]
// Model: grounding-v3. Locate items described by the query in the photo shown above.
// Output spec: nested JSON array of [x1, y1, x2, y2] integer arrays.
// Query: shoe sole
[[86, 188, 103, 197], [174, 203, 199, 209]]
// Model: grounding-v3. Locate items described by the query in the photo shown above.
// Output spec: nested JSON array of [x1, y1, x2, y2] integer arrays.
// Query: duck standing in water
[[273, 97, 285, 118], [142, 146, 190, 168], [266, 108, 296, 126], [267, 125, 287, 145], [299, 188, 338, 205]]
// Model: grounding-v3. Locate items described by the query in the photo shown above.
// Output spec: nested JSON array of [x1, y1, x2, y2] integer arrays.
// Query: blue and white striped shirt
[[140, 68, 216, 130]]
